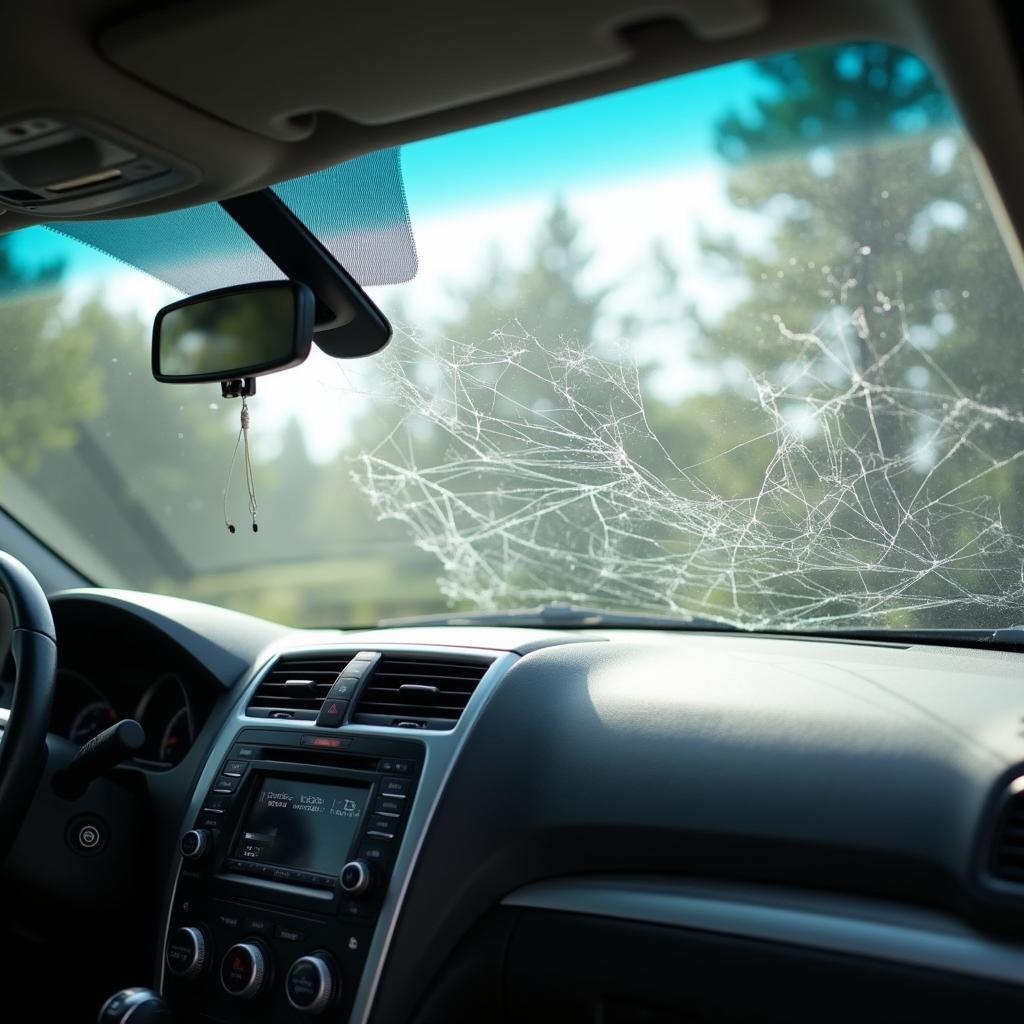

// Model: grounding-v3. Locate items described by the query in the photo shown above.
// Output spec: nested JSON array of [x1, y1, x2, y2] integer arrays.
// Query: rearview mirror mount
[[152, 280, 314, 394]]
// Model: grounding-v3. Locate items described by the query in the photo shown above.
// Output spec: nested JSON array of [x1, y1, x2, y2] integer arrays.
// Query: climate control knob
[[221, 941, 270, 1000], [179, 829, 210, 860], [339, 859, 374, 897], [165, 926, 208, 981], [286, 952, 339, 1015]]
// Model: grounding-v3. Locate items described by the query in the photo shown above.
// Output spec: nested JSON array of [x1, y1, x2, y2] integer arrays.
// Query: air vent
[[350, 655, 492, 730], [247, 653, 355, 719], [991, 782, 1024, 883]]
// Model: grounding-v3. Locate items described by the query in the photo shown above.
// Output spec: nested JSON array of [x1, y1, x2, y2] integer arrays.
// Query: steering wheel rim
[[0, 551, 57, 867]]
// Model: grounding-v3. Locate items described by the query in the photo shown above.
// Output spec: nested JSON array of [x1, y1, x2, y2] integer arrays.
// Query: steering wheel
[[0, 551, 57, 866]]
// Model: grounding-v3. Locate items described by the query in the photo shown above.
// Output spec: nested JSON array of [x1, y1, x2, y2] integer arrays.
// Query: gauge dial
[[159, 705, 193, 765], [137, 673, 194, 766], [68, 700, 117, 744]]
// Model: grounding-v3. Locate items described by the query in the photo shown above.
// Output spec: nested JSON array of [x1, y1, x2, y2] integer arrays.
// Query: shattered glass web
[[352, 289, 1024, 630]]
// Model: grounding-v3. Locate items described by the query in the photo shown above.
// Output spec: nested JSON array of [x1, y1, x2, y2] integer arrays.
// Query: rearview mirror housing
[[152, 280, 314, 384]]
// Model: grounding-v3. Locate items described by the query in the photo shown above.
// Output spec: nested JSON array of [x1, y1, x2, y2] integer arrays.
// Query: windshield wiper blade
[[377, 603, 743, 631]]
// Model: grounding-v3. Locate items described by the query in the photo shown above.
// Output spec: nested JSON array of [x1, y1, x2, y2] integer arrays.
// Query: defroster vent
[[350, 655, 492, 730], [247, 653, 355, 719]]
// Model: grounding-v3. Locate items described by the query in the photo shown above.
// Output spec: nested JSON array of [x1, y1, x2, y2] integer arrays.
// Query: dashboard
[[52, 668, 199, 765], [4, 589, 1024, 1024], [45, 601, 218, 768]]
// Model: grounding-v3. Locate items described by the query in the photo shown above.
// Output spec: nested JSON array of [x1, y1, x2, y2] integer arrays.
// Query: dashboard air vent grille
[[992, 784, 1024, 883], [247, 653, 355, 718], [351, 655, 492, 729]]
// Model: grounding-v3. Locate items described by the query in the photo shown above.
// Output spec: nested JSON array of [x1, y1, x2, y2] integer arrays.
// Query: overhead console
[[0, 115, 195, 216]]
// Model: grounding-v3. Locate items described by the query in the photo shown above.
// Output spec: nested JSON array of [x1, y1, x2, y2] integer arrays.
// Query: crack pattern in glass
[[352, 294, 1024, 630]]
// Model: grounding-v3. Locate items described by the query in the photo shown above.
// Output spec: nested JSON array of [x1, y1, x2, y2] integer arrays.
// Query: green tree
[[0, 238, 104, 472], [305, 202, 619, 618], [684, 43, 1024, 626]]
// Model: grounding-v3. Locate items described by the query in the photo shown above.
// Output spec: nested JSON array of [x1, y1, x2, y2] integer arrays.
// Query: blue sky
[[400, 59, 763, 215], [8, 57, 764, 288]]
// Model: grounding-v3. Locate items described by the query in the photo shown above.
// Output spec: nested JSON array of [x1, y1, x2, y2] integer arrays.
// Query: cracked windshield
[[2, 42, 1023, 630]]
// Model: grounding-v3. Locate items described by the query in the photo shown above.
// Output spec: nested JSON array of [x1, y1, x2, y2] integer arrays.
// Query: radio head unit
[[165, 728, 423, 1022], [234, 776, 371, 878]]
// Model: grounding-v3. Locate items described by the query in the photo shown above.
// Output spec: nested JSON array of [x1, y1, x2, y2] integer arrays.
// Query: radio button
[[379, 776, 411, 798], [315, 698, 349, 728], [180, 829, 211, 861], [357, 839, 391, 866], [215, 909, 241, 929], [212, 775, 239, 794], [339, 859, 374, 897], [244, 914, 271, 934], [339, 899, 372, 920], [375, 796, 404, 816]]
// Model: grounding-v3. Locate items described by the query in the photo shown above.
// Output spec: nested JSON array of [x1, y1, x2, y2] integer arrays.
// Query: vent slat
[[248, 651, 493, 727], [246, 653, 355, 716], [351, 655, 491, 727]]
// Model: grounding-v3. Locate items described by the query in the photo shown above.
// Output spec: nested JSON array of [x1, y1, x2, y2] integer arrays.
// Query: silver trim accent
[[157, 642, 520, 1024], [220, 941, 266, 1000], [285, 953, 335, 1015], [339, 859, 372, 897], [97, 988, 165, 1024], [166, 926, 207, 981], [179, 829, 208, 860], [502, 876, 1024, 988]]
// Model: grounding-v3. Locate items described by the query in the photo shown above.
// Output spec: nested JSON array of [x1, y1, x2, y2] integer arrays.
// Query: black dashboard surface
[[6, 589, 1024, 1022], [373, 635, 1024, 1023]]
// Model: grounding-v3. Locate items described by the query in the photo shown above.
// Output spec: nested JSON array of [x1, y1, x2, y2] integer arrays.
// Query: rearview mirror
[[152, 280, 314, 384]]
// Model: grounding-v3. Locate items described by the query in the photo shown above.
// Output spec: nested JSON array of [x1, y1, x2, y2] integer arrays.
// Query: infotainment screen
[[233, 776, 369, 876]]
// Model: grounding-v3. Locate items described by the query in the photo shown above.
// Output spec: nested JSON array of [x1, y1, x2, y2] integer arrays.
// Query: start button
[[67, 816, 106, 854]]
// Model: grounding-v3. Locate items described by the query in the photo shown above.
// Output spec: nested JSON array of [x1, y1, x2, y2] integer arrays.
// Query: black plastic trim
[[219, 189, 392, 358]]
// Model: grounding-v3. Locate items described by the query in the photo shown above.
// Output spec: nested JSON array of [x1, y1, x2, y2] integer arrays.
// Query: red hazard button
[[315, 697, 349, 728]]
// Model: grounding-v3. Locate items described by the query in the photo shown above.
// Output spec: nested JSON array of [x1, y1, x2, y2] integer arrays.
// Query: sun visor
[[101, 0, 768, 140], [47, 148, 417, 294]]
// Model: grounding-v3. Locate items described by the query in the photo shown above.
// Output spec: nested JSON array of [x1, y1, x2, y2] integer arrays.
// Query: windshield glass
[[2, 41, 1023, 631]]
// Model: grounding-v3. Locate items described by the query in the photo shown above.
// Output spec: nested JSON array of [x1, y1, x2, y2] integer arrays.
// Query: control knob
[[165, 925, 208, 981], [339, 858, 375, 897], [286, 952, 339, 1015], [221, 940, 271, 1000], [179, 828, 211, 860]]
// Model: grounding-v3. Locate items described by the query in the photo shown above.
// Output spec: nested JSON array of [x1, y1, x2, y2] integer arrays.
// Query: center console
[[163, 727, 423, 1021]]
